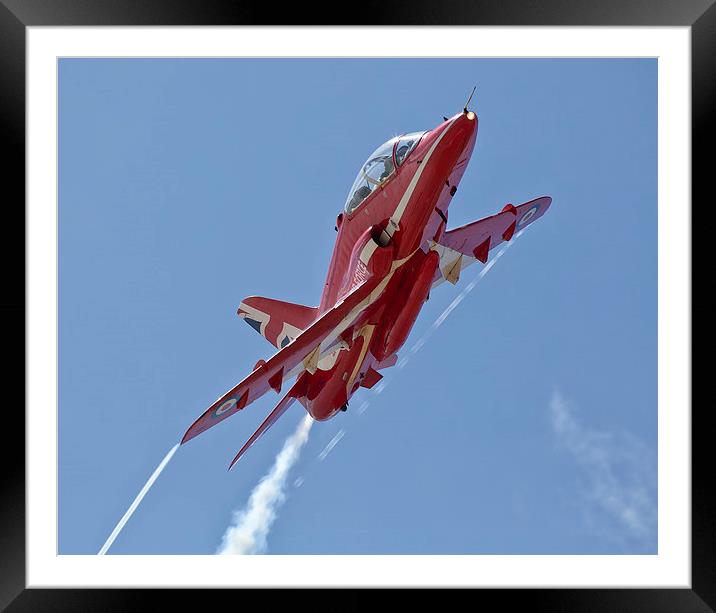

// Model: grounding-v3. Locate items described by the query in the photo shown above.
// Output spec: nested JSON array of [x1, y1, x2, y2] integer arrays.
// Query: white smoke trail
[[98, 443, 179, 555], [215, 230, 526, 552], [217, 414, 313, 555]]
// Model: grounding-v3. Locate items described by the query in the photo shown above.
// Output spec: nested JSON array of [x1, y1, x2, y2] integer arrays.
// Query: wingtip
[[540, 196, 553, 215], [180, 416, 204, 445], [228, 452, 242, 471]]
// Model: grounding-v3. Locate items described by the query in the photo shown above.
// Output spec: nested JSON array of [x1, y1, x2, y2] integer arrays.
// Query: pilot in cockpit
[[395, 143, 410, 166], [348, 185, 372, 211], [344, 132, 425, 214], [379, 157, 394, 181]]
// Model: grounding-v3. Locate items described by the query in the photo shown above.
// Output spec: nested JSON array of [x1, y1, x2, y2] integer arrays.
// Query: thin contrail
[[98, 443, 179, 555], [96, 236, 520, 555], [216, 230, 526, 551], [217, 414, 313, 554], [358, 230, 525, 416], [318, 429, 345, 461]]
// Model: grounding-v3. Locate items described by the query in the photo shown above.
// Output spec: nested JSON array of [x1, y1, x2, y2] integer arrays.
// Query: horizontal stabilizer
[[238, 296, 318, 349]]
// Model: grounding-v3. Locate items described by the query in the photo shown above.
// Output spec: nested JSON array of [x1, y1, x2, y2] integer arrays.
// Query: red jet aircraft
[[181, 103, 551, 468]]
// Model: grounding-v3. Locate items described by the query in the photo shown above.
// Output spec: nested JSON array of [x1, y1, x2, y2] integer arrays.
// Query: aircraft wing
[[181, 272, 382, 445], [432, 196, 551, 286], [228, 381, 300, 469]]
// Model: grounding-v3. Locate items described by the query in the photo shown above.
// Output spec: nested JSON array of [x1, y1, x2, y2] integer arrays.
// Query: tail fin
[[237, 296, 318, 349]]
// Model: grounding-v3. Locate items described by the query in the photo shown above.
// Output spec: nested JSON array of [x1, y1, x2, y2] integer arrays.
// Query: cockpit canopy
[[344, 131, 425, 213]]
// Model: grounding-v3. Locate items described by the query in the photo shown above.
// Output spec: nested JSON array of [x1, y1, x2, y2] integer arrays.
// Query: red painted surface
[[180, 107, 552, 467], [268, 368, 283, 394], [360, 367, 383, 389], [370, 250, 439, 362], [473, 236, 491, 263]]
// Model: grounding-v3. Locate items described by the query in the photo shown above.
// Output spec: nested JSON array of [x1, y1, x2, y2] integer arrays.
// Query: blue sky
[[58, 58, 657, 555]]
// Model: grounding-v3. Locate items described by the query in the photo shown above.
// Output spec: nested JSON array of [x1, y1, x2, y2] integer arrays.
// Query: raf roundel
[[517, 205, 539, 228], [215, 398, 237, 417]]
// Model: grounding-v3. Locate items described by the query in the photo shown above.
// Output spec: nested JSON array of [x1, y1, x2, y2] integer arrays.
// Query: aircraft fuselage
[[302, 111, 478, 420]]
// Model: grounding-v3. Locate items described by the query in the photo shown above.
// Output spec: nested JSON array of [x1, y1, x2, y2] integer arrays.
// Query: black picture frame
[[2, 1, 706, 610]]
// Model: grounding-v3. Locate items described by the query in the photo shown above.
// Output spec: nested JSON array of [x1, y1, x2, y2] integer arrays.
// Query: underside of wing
[[432, 196, 551, 287], [228, 376, 304, 469], [181, 271, 384, 445]]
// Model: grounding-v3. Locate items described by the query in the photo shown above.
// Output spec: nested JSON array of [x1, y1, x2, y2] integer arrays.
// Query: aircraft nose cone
[[453, 110, 478, 144], [439, 111, 477, 162]]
